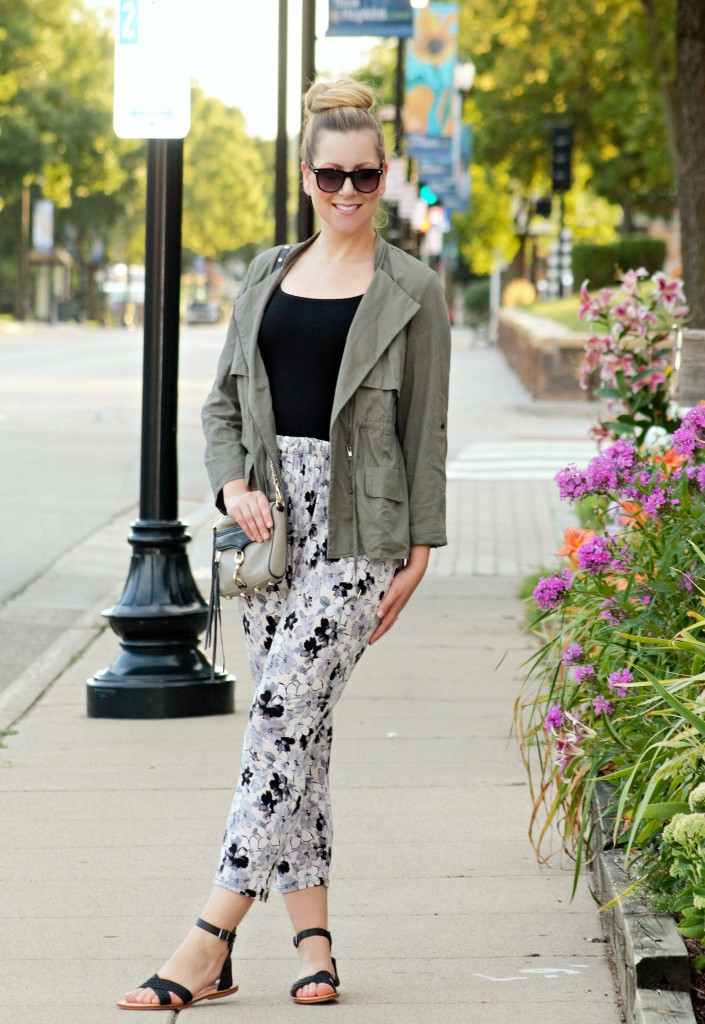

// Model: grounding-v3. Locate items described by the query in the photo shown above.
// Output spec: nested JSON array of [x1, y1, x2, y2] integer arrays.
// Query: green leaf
[[640, 802, 690, 819], [644, 669, 705, 739]]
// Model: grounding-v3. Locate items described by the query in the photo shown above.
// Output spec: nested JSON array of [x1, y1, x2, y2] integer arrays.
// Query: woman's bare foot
[[293, 933, 337, 1001], [120, 887, 252, 1008], [121, 924, 232, 1007]]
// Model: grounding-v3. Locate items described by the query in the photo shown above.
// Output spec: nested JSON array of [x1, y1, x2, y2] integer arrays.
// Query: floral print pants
[[214, 436, 400, 902]]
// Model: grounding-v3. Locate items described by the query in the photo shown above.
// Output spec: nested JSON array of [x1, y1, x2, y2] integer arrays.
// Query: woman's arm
[[368, 544, 430, 645]]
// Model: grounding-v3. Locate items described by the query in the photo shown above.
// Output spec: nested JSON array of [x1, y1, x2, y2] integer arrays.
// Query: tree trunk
[[676, 0, 705, 326]]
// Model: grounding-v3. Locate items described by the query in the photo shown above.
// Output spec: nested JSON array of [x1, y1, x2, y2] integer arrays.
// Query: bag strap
[[272, 244, 292, 273], [205, 526, 224, 682]]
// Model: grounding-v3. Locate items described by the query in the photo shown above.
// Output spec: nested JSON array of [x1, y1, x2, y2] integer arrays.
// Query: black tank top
[[258, 285, 363, 441]]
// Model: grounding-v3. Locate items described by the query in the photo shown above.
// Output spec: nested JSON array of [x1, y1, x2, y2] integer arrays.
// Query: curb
[[590, 785, 696, 1024]]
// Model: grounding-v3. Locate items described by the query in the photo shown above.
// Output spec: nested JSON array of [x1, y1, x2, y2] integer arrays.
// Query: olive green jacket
[[201, 232, 450, 559]]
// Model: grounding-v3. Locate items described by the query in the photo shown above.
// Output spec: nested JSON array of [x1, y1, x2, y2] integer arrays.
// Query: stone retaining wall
[[497, 309, 588, 400]]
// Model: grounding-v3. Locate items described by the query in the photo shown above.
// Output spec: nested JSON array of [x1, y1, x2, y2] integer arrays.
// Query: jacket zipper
[[346, 403, 354, 494]]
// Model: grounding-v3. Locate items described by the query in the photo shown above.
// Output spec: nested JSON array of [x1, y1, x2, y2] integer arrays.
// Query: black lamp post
[[87, 139, 234, 719]]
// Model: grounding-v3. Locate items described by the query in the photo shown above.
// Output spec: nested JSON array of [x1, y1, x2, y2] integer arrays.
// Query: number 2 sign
[[119, 0, 138, 44]]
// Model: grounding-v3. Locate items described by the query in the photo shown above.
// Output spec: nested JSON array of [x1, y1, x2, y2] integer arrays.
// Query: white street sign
[[113, 0, 191, 139]]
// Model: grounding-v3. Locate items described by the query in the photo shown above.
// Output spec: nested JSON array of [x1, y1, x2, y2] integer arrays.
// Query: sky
[[89, 1, 383, 139]]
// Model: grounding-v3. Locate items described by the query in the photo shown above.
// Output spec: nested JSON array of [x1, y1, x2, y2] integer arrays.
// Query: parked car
[[186, 300, 222, 324]]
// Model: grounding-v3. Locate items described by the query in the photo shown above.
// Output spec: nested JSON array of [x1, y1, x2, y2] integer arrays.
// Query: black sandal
[[290, 927, 340, 1004], [117, 918, 238, 1011]]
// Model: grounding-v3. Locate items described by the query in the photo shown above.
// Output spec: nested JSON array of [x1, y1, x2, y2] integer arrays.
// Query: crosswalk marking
[[447, 440, 596, 481]]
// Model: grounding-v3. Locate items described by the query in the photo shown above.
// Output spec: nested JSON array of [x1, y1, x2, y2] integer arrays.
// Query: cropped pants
[[214, 436, 400, 901]]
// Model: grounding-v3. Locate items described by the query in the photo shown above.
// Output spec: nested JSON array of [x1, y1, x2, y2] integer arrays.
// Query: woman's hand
[[369, 545, 430, 645], [222, 479, 273, 542]]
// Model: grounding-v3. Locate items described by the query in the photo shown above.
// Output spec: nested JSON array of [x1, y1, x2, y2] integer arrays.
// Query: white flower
[[642, 425, 671, 454]]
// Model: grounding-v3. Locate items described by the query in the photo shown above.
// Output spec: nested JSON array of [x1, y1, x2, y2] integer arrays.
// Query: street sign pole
[[88, 0, 234, 718]]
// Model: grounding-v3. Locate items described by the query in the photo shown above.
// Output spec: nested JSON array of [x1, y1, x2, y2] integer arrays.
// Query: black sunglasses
[[309, 164, 384, 194]]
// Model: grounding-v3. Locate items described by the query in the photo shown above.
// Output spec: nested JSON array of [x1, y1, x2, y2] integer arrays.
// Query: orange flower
[[650, 450, 687, 476], [555, 527, 596, 566], [620, 501, 646, 528]]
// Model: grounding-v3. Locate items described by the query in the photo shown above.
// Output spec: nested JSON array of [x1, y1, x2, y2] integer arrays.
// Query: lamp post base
[[87, 666, 234, 719], [86, 519, 235, 719]]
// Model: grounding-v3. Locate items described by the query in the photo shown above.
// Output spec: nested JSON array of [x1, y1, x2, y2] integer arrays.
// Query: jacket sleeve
[[201, 254, 261, 509], [396, 272, 451, 548], [201, 312, 247, 511]]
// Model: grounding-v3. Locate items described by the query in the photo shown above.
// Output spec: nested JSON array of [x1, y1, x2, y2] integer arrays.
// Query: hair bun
[[304, 78, 375, 115]]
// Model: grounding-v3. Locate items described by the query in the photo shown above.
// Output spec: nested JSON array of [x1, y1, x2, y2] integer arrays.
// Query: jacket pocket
[[365, 467, 405, 501], [357, 467, 409, 556]]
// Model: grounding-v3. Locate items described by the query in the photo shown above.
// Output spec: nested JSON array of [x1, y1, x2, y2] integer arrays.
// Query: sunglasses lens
[[316, 169, 345, 192], [352, 170, 381, 192]]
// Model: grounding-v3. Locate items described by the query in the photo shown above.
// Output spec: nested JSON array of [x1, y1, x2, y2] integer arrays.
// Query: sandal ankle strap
[[196, 918, 237, 946], [293, 927, 332, 948]]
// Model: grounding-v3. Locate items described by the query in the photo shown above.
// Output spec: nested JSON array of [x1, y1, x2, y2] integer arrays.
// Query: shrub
[[573, 238, 667, 291], [464, 279, 490, 323]]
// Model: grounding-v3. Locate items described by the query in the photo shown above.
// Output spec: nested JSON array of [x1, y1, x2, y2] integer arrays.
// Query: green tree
[[182, 88, 273, 259], [459, 0, 675, 213]]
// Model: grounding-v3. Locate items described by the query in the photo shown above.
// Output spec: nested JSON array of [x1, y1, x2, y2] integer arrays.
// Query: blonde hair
[[300, 78, 386, 166]]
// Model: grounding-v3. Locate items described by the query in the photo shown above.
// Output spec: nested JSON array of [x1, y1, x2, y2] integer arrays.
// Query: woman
[[118, 77, 450, 1011]]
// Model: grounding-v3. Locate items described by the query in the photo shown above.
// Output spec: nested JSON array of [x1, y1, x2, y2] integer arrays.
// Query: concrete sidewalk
[[0, 329, 624, 1023]]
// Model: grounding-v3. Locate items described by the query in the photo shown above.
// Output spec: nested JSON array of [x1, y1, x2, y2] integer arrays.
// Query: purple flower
[[603, 438, 639, 471], [608, 668, 633, 698], [585, 454, 618, 493], [594, 695, 614, 715], [610, 545, 632, 573], [561, 642, 584, 666], [575, 664, 596, 685], [577, 535, 613, 574], [555, 464, 589, 502], [533, 570, 573, 611], [544, 703, 564, 732], [643, 489, 667, 518], [686, 464, 705, 491], [600, 599, 626, 625], [678, 572, 695, 593], [673, 406, 705, 457]]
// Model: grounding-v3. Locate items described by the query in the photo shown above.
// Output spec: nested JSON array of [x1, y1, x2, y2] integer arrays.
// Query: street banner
[[327, 0, 414, 38], [404, 1, 457, 154]]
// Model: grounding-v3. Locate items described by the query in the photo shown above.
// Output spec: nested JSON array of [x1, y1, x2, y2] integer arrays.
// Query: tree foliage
[[458, 0, 676, 211], [183, 89, 273, 260]]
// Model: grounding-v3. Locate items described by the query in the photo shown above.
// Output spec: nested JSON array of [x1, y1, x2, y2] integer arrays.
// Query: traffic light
[[551, 126, 573, 193], [418, 182, 439, 205]]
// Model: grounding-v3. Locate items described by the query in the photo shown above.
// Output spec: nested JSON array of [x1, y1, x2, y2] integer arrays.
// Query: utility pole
[[298, 0, 316, 242], [15, 185, 30, 320]]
